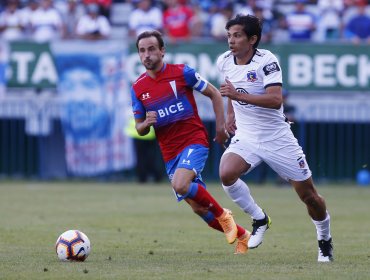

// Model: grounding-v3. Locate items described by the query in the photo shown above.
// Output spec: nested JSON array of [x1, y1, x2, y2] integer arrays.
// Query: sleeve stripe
[[264, 83, 282, 89], [194, 79, 207, 92]]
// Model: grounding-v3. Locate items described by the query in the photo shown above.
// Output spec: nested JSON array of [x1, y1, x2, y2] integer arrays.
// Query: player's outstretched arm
[[135, 111, 157, 136], [202, 83, 229, 146]]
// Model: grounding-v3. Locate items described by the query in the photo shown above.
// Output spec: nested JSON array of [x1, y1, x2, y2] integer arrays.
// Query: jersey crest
[[246, 71, 258, 82]]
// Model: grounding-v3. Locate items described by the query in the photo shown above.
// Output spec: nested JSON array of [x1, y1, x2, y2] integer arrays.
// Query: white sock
[[312, 212, 331, 241], [222, 179, 265, 220]]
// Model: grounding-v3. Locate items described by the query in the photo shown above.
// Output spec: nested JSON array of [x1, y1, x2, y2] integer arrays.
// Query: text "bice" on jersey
[[158, 102, 184, 117]]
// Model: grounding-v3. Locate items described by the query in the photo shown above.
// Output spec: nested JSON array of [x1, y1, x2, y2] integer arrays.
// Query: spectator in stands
[[189, 1, 209, 37], [253, 6, 273, 43], [53, 0, 69, 15], [283, 0, 316, 41], [128, 0, 163, 38], [0, 0, 25, 41], [162, 0, 194, 42], [237, 0, 255, 16], [344, 2, 370, 44], [215, 0, 273, 40], [195, 0, 218, 38], [20, 0, 39, 38], [28, 0, 64, 42], [210, 1, 234, 41], [236, 0, 274, 21], [317, 0, 343, 41], [82, 0, 112, 20], [61, 0, 85, 39], [76, 3, 111, 40]]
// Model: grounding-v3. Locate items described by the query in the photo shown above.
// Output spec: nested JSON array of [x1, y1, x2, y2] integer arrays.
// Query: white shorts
[[224, 130, 312, 182]]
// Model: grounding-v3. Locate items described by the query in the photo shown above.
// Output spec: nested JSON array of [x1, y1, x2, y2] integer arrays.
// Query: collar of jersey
[[233, 49, 257, 65]]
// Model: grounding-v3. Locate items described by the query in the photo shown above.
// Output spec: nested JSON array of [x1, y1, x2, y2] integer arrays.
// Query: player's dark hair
[[136, 30, 165, 50], [226, 14, 262, 48]]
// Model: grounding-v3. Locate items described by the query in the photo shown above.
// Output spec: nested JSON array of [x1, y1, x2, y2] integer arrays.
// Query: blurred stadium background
[[0, 0, 369, 185]]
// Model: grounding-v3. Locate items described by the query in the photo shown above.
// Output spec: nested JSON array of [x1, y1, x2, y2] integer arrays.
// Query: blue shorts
[[165, 144, 208, 201]]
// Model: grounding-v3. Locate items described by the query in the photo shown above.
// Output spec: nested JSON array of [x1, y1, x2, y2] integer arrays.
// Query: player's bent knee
[[171, 183, 188, 195], [220, 169, 239, 186]]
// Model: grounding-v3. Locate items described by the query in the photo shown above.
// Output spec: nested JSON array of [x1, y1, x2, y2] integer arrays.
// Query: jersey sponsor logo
[[263, 62, 280, 76], [235, 88, 251, 106], [157, 101, 184, 118], [246, 71, 258, 82], [141, 92, 151, 100]]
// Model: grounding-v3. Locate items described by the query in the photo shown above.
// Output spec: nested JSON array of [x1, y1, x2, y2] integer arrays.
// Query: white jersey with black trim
[[217, 48, 290, 143]]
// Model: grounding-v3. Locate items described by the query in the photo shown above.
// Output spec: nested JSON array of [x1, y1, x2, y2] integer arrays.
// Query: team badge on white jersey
[[246, 71, 258, 82]]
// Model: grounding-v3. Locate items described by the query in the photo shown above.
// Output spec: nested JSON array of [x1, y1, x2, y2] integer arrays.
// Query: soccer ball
[[55, 230, 91, 261]]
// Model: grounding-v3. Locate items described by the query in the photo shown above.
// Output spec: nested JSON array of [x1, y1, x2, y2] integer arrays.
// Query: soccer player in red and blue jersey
[[131, 30, 250, 253]]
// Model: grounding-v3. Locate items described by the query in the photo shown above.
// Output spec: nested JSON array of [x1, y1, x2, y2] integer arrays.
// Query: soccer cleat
[[217, 209, 238, 244], [247, 212, 271, 249], [318, 238, 334, 262], [234, 230, 251, 254]]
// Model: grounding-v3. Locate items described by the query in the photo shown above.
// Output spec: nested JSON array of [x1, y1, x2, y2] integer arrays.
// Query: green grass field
[[0, 181, 369, 280]]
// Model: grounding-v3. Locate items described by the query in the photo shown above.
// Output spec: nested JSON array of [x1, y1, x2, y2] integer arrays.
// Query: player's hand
[[213, 127, 230, 149], [220, 79, 238, 100], [145, 111, 157, 127]]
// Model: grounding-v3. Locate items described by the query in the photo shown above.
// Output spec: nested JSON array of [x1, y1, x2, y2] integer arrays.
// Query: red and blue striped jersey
[[131, 63, 209, 162]]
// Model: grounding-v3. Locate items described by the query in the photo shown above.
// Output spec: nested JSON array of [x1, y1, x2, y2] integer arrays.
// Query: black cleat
[[318, 238, 334, 262]]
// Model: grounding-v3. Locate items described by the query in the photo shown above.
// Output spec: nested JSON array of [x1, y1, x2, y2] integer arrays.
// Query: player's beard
[[143, 58, 160, 71]]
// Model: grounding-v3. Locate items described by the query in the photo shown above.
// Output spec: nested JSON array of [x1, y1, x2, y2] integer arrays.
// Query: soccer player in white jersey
[[216, 14, 333, 262]]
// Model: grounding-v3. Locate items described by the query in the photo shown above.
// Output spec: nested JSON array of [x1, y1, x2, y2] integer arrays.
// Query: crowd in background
[[0, 0, 369, 43], [0, 0, 111, 41]]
